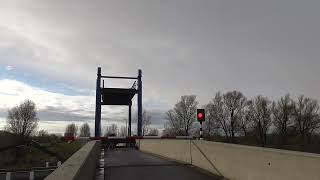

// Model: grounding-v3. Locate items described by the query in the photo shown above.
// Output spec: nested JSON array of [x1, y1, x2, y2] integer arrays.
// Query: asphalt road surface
[[104, 148, 220, 180]]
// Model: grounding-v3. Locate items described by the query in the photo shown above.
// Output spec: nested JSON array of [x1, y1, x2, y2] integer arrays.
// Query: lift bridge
[[94, 67, 143, 138]]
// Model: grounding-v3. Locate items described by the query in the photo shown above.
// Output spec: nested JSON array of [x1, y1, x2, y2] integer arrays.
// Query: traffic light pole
[[200, 121, 203, 140], [197, 109, 205, 140]]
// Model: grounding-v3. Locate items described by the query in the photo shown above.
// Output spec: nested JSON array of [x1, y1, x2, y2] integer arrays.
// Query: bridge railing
[[0, 168, 56, 180], [44, 140, 100, 180]]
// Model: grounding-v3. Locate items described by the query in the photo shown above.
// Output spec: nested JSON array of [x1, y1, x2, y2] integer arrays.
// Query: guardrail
[[138, 139, 320, 180], [0, 168, 56, 180], [0, 166, 59, 173], [44, 140, 101, 180], [0, 162, 61, 180]]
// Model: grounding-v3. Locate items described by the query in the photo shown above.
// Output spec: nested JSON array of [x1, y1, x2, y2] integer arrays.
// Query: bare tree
[[6, 99, 38, 139], [147, 128, 159, 136], [238, 100, 254, 137], [134, 109, 152, 136], [104, 124, 118, 136], [203, 104, 220, 137], [271, 94, 294, 144], [165, 95, 198, 136], [79, 123, 90, 137], [206, 91, 247, 142], [38, 130, 49, 137], [142, 110, 151, 136], [293, 95, 320, 144], [65, 123, 78, 137], [165, 110, 183, 135], [162, 126, 178, 136], [119, 126, 128, 137], [36, 130, 59, 143], [223, 91, 247, 139], [250, 96, 272, 147], [206, 93, 229, 139]]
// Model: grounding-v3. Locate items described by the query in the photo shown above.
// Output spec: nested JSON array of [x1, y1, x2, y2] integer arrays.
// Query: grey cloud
[[1, 0, 320, 123], [149, 110, 167, 126], [38, 106, 130, 124], [0, 108, 8, 118], [38, 109, 91, 122]]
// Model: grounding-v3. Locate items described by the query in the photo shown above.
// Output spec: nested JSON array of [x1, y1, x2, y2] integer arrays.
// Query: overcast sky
[[0, 0, 320, 135]]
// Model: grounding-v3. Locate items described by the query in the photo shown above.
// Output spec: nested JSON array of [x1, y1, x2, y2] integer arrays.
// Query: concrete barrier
[[139, 139, 192, 164], [139, 139, 320, 180], [44, 140, 100, 180]]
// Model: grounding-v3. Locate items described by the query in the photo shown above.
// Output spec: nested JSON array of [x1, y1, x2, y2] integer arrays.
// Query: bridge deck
[[104, 148, 219, 180]]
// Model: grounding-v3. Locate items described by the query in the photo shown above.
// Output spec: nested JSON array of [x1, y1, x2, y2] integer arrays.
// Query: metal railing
[[0, 167, 57, 180], [0, 161, 61, 180]]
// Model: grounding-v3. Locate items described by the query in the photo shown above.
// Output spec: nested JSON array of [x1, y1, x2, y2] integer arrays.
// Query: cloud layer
[[0, 79, 162, 134], [1, 0, 320, 134]]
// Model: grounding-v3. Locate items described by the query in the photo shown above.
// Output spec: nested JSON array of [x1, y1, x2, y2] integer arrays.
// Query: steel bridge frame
[[94, 67, 143, 137]]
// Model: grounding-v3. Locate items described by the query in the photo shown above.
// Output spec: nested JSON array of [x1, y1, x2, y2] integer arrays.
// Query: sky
[[0, 0, 320, 135]]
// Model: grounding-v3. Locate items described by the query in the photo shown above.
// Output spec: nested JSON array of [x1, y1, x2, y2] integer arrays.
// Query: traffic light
[[197, 109, 205, 122]]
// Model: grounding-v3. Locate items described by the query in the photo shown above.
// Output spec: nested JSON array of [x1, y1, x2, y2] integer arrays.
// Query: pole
[[137, 69, 143, 136], [200, 121, 203, 140], [6, 172, 10, 180], [30, 171, 34, 180], [125, 118, 128, 137], [128, 103, 132, 137], [95, 67, 102, 137]]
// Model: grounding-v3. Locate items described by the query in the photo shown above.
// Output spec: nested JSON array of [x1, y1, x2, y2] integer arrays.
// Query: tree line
[[64, 122, 91, 137], [164, 92, 320, 147], [4, 99, 159, 139], [6, 94, 320, 151], [103, 110, 159, 136], [63, 109, 159, 137]]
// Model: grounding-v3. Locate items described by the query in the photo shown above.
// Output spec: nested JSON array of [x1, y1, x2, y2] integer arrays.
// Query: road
[[104, 148, 220, 180]]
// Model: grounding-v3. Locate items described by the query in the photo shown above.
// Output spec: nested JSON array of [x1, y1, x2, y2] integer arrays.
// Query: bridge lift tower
[[94, 67, 143, 137]]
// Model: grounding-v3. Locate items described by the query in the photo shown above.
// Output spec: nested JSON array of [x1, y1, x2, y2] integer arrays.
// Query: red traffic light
[[197, 109, 205, 122]]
